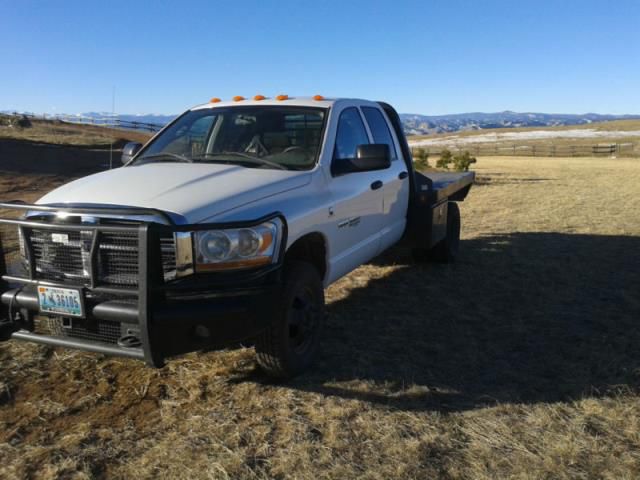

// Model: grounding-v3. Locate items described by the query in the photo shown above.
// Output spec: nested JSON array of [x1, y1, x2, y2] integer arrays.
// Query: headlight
[[194, 218, 282, 272]]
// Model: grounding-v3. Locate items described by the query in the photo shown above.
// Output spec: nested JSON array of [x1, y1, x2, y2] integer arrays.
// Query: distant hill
[[400, 111, 640, 135], [95, 110, 640, 136], [79, 112, 177, 126], [98, 110, 640, 136], [5, 109, 640, 136]]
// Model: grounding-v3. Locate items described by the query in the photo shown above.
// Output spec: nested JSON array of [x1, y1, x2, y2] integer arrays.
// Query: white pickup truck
[[0, 96, 473, 377]]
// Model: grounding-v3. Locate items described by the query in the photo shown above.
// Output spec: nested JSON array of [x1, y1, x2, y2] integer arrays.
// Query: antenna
[[109, 86, 116, 169]]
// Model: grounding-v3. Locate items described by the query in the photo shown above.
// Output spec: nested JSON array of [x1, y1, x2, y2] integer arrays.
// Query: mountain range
[[107, 111, 640, 136], [399, 111, 640, 135], [5, 110, 640, 136]]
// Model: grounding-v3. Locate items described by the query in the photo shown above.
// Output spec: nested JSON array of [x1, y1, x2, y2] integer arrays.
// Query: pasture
[[0, 154, 639, 479]]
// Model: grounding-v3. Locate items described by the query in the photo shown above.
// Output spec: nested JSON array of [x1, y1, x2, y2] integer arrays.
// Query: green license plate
[[38, 286, 84, 317]]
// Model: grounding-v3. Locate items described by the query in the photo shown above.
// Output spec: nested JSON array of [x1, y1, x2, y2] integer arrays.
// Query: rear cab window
[[361, 106, 398, 160]]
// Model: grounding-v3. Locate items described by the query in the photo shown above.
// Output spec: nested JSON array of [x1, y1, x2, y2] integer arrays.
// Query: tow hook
[[117, 334, 142, 349]]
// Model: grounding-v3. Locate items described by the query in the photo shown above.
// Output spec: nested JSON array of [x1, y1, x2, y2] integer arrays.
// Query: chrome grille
[[161, 235, 177, 281], [1, 225, 178, 288], [30, 229, 88, 284], [98, 231, 139, 286]]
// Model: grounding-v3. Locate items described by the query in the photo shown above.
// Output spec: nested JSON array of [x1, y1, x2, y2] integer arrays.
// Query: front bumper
[[0, 203, 286, 367]]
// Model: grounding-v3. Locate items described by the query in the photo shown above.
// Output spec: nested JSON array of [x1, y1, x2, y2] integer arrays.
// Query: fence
[[410, 142, 637, 158], [2, 112, 164, 133]]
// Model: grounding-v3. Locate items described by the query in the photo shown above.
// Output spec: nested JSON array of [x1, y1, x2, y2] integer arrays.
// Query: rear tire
[[256, 261, 324, 378], [412, 201, 461, 264]]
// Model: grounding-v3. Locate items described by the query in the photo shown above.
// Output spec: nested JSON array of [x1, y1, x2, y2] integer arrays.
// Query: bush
[[435, 149, 477, 171], [412, 148, 429, 170], [436, 149, 453, 169], [8, 115, 32, 129], [452, 151, 477, 172]]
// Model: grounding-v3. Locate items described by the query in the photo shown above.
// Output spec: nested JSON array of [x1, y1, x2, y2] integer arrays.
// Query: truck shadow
[[244, 232, 640, 412]]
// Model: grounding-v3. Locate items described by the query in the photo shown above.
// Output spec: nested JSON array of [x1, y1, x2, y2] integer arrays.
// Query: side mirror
[[332, 144, 391, 176], [121, 142, 143, 165]]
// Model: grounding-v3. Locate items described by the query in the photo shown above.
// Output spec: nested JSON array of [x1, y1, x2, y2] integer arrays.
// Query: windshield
[[134, 106, 327, 170]]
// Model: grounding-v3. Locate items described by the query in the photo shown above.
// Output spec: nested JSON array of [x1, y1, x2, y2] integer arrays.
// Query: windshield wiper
[[193, 152, 287, 170], [137, 152, 193, 163]]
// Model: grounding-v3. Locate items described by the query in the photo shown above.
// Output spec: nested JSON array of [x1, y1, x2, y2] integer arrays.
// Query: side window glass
[[333, 107, 369, 160], [362, 107, 398, 160]]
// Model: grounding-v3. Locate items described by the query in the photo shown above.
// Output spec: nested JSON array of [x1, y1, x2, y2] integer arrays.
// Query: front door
[[326, 107, 384, 283]]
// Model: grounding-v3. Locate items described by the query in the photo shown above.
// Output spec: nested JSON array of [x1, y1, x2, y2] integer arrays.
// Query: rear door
[[361, 106, 410, 250], [326, 106, 384, 282]]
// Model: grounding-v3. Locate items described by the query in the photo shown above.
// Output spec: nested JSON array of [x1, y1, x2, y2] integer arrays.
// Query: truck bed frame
[[379, 102, 475, 249]]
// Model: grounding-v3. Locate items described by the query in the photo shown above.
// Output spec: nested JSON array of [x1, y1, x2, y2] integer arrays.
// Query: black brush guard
[[0, 202, 286, 367]]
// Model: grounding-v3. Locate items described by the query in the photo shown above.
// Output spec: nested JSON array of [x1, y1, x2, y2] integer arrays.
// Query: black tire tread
[[255, 261, 323, 378]]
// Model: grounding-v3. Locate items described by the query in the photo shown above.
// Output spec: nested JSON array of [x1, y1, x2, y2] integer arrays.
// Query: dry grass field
[[1, 150, 640, 478], [0, 116, 150, 148]]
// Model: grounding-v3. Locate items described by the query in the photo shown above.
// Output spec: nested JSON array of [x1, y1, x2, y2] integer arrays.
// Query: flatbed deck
[[415, 170, 475, 203]]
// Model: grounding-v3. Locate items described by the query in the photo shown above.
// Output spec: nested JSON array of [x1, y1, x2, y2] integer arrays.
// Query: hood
[[37, 163, 312, 223]]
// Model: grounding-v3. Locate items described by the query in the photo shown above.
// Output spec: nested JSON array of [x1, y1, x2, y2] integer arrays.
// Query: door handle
[[370, 180, 383, 190], [398, 171, 408, 180]]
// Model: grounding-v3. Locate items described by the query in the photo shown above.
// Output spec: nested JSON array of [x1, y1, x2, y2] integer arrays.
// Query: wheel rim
[[288, 285, 320, 355]]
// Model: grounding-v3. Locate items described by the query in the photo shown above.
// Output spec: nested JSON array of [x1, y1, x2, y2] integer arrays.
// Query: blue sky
[[1, 0, 638, 115]]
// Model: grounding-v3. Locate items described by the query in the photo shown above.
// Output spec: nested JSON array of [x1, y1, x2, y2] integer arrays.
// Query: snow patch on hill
[[409, 129, 640, 146]]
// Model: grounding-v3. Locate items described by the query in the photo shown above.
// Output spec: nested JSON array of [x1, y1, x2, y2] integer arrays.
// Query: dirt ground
[[1, 155, 639, 479]]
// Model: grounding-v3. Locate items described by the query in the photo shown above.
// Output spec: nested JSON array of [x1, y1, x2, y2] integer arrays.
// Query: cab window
[[333, 107, 370, 160], [362, 107, 398, 160]]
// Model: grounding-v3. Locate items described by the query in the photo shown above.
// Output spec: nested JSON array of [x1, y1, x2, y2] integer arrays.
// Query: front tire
[[256, 261, 324, 378]]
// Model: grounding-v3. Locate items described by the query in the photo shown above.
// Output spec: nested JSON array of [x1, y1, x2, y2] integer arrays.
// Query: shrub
[[412, 148, 429, 170], [452, 151, 477, 172], [12, 115, 32, 129], [436, 149, 453, 169]]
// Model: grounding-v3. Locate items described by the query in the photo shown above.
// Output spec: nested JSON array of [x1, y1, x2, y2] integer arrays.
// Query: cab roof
[[190, 96, 377, 111]]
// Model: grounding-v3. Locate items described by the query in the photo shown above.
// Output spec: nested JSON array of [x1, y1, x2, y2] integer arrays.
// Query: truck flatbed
[[415, 170, 475, 203]]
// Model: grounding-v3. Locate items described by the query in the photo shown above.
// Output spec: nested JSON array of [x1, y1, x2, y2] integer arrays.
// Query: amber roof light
[[313, 94, 324, 101], [209, 97, 221, 103], [276, 94, 289, 101], [233, 95, 245, 102], [254, 94, 266, 101]]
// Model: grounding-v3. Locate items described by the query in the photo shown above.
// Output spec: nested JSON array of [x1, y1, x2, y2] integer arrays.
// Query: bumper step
[[11, 330, 145, 360]]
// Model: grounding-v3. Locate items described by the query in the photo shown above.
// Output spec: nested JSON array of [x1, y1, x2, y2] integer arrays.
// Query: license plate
[[38, 286, 84, 318]]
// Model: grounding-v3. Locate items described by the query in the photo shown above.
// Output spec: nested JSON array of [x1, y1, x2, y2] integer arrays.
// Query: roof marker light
[[210, 97, 221, 103], [233, 96, 245, 102], [313, 94, 324, 101], [254, 94, 266, 101], [276, 94, 289, 101]]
